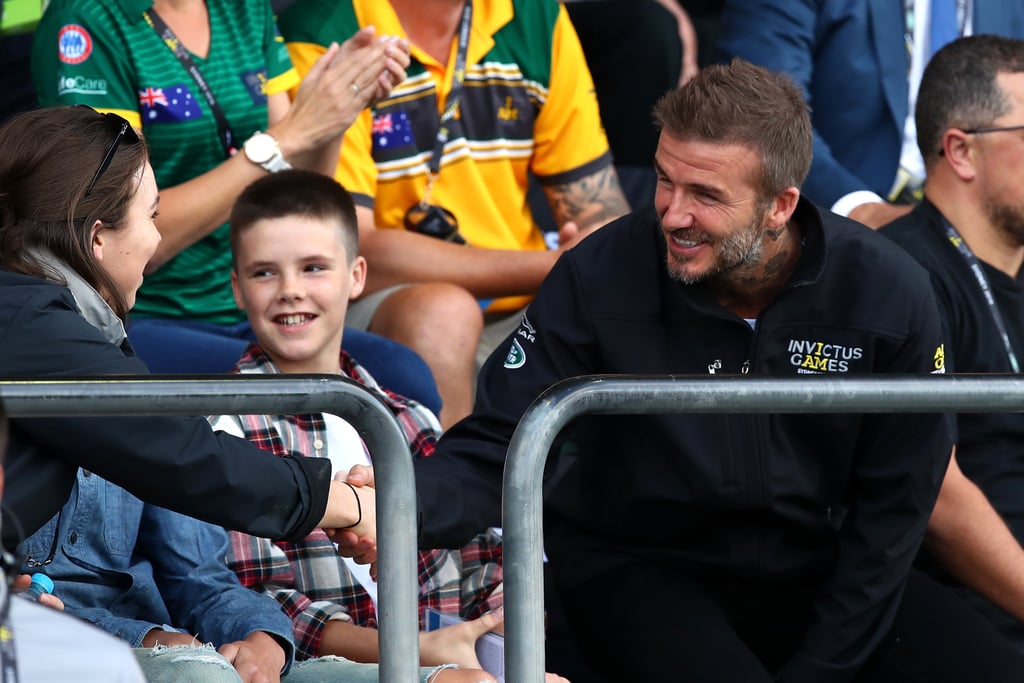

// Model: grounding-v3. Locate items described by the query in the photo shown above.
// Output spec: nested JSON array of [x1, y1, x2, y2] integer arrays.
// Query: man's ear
[[90, 220, 106, 261], [230, 270, 246, 312], [941, 129, 978, 182], [349, 256, 367, 301], [765, 186, 800, 231]]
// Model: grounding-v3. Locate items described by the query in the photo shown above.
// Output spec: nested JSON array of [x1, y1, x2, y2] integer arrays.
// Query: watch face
[[245, 134, 275, 164]]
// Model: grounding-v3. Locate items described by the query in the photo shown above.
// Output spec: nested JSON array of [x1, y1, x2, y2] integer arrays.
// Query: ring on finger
[[351, 82, 361, 96]]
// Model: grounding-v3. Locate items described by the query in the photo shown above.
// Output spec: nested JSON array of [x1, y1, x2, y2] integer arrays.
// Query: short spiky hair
[[652, 58, 812, 199], [916, 35, 1024, 165], [229, 170, 359, 269]]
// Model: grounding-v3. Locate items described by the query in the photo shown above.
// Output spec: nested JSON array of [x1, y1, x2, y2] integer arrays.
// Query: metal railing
[[0, 375, 421, 683], [502, 374, 1024, 683]]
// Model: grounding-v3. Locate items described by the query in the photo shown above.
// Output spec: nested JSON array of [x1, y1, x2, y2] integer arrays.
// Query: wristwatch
[[242, 132, 292, 173]]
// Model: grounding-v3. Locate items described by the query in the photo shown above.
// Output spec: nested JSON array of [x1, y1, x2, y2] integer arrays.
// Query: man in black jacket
[[365, 59, 1024, 681], [881, 35, 1024, 651]]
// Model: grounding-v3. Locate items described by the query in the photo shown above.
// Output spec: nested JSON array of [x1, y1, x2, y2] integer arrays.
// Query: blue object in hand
[[21, 573, 54, 602]]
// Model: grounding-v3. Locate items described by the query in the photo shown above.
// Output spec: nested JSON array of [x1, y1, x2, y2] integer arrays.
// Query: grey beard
[[668, 225, 766, 285]]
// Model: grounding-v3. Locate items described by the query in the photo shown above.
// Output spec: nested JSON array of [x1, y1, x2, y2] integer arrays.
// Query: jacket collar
[[787, 195, 827, 288], [29, 248, 127, 346]]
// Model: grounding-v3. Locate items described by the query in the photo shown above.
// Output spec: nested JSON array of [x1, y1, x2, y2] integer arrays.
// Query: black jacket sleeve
[[1, 287, 330, 549], [415, 249, 597, 548]]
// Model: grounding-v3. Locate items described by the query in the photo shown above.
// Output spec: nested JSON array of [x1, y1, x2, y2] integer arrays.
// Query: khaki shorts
[[348, 286, 525, 374]]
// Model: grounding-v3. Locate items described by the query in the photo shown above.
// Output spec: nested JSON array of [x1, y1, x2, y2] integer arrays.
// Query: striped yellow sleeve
[[265, 67, 300, 97]]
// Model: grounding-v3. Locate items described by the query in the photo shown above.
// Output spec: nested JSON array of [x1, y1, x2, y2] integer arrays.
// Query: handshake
[[324, 465, 379, 575]]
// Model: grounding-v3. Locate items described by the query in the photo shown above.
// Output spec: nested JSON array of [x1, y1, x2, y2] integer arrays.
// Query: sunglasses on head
[[84, 111, 141, 196]]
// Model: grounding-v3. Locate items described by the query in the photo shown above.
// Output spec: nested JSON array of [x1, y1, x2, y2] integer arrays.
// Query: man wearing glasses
[[881, 34, 1024, 650]]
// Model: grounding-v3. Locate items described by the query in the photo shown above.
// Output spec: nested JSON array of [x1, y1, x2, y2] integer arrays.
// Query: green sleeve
[[32, 0, 139, 115], [264, 6, 292, 81]]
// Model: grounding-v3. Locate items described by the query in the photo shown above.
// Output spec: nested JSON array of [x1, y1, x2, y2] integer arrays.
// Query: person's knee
[[372, 283, 484, 344], [427, 664, 499, 683], [134, 644, 242, 683], [285, 655, 378, 682]]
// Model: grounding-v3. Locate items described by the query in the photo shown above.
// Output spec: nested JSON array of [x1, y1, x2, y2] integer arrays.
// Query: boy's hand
[[12, 574, 64, 610], [218, 631, 285, 683], [419, 608, 504, 669]]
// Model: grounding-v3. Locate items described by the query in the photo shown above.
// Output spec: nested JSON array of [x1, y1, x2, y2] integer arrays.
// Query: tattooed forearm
[[545, 165, 631, 230]]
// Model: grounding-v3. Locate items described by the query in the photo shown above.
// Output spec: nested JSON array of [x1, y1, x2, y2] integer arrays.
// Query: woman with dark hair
[[28, 0, 453, 419], [0, 105, 373, 554]]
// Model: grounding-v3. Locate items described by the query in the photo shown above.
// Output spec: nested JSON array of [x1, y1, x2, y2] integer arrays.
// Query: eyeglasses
[[961, 123, 1024, 136], [84, 113, 140, 196], [938, 123, 1024, 155]]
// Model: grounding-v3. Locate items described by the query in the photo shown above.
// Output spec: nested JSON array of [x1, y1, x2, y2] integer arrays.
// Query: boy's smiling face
[[232, 214, 366, 375]]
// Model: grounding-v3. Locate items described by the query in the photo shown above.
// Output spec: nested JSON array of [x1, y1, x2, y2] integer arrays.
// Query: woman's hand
[[272, 27, 410, 157], [322, 476, 378, 567]]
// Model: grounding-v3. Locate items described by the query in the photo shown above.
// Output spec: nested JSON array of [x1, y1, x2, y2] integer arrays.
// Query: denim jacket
[[17, 470, 296, 669]]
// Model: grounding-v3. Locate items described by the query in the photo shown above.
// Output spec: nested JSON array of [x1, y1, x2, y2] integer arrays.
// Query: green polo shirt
[[33, 0, 297, 323]]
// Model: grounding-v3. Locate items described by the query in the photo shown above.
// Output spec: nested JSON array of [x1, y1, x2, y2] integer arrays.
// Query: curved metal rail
[[503, 374, 1024, 683], [0, 375, 420, 682]]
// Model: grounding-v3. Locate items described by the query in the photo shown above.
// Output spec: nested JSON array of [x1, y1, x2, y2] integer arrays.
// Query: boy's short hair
[[229, 170, 359, 268]]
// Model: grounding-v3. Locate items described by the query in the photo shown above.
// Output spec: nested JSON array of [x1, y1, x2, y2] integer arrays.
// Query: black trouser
[[556, 563, 1024, 682]]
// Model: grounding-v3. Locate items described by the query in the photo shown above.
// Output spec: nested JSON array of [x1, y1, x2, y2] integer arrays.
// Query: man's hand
[[218, 632, 286, 683], [346, 464, 375, 488], [12, 574, 64, 610], [847, 201, 913, 230]]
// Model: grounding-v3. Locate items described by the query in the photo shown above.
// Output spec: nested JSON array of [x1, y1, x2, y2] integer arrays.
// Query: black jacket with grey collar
[[0, 268, 331, 551]]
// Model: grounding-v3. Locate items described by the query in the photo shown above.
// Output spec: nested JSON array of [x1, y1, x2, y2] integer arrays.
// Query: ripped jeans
[[133, 644, 456, 683]]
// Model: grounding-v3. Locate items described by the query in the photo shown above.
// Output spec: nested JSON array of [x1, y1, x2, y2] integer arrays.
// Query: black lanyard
[[143, 8, 238, 158], [943, 219, 1021, 373], [0, 582, 19, 683], [420, 0, 472, 206]]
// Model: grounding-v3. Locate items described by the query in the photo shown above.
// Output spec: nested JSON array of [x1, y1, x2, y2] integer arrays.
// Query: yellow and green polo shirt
[[33, 0, 297, 323], [280, 0, 612, 313]]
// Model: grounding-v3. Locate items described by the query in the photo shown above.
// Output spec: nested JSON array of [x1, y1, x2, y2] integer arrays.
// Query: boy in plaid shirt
[[210, 170, 523, 682]]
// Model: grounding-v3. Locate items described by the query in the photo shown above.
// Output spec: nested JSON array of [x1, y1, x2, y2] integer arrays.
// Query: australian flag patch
[[372, 110, 415, 154], [138, 84, 203, 123]]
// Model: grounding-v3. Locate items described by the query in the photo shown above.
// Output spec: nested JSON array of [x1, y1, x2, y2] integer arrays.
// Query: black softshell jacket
[[416, 198, 953, 683]]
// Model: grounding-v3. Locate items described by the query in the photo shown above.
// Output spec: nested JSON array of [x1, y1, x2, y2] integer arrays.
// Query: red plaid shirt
[[213, 344, 503, 660]]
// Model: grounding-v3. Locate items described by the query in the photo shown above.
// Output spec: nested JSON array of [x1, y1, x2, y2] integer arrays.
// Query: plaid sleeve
[[458, 529, 505, 619], [415, 548, 463, 628], [227, 529, 349, 660]]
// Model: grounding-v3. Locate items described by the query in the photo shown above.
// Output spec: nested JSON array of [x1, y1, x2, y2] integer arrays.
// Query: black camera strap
[[143, 8, 238, 159], [421, 0, 472, 208]]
